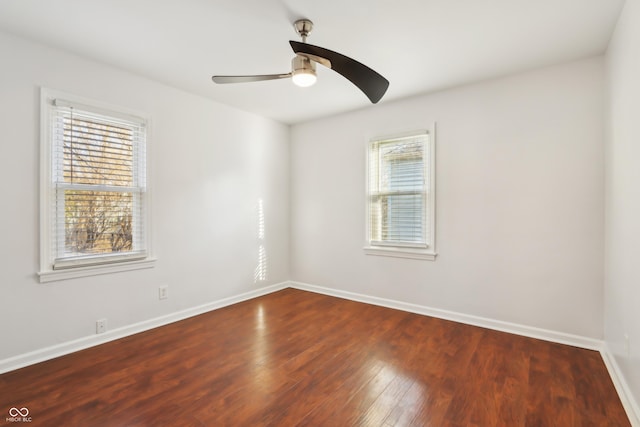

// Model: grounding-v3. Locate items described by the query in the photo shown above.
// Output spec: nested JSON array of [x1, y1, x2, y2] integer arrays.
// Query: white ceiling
[[0, 0, 625, 124]]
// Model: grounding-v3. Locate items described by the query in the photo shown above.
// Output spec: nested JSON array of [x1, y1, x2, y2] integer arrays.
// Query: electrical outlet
[[96, 319, 107, 334], [624, 333, 630, 357], [159, 285, 168, 300]]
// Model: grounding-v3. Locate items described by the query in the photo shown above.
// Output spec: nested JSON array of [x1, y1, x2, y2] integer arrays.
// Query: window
[[39, 89, 154, 282], [365, 129, 436, 260]]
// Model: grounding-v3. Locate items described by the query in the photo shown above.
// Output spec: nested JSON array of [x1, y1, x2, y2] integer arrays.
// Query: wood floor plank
[[0, 288, 631, 426]]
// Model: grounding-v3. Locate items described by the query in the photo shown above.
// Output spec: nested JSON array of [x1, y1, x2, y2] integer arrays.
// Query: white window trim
[[364, 125, 437, 261], [39, 88, 155, 283], [363, 246, 437, 261]]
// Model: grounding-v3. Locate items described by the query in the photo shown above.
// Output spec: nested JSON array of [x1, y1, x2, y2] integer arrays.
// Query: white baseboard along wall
[[0, 282, 289, 375]]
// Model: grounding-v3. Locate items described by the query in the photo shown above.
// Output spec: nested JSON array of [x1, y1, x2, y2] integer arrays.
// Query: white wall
[[0, 32, 290, 361], [291, 57, 605, 339], [605, 0, 640, 412]]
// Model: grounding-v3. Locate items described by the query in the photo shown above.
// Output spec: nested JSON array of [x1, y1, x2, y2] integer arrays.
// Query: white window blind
[[48, 99, 148, 270], [368, 132, 431, 249]]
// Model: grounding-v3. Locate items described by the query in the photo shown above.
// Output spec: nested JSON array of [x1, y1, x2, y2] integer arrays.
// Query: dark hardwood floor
[[0, 288, 631, 426]]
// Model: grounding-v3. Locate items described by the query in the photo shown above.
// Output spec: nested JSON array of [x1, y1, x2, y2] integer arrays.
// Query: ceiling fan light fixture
[[211, 18, 389, 102], [292, 70, 317, 87], [291, 55, 317, 87]]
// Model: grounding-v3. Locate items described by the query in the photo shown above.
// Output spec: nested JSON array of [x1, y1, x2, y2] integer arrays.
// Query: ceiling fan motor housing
[[292, 55, 315, 74]]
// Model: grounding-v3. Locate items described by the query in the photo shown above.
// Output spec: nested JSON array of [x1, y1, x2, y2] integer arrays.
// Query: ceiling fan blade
[[212, 73, 291, 84], [289, 41, 389, 103]]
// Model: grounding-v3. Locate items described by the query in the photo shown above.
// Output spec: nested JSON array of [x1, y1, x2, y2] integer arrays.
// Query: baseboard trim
[[288, 281, 603, 350], [0, 282, 289, 375], [601, 344, 640, 426]]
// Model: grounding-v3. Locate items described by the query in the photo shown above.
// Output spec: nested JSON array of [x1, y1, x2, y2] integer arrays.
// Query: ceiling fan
[[212, 19, 389, 104]]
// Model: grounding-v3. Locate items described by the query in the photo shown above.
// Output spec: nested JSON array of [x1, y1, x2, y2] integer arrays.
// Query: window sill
[[364, 246, 437, 261], [38, 257, 156, 283]]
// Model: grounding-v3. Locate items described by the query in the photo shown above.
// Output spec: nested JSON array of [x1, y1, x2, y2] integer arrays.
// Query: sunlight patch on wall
[[254, 198, 268, 283]]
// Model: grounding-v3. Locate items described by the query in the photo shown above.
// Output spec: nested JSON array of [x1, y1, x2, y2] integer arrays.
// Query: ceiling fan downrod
[[293, 19, 313, 43]]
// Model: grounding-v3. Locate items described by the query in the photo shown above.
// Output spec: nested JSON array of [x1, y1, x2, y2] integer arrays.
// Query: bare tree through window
[[61, 112, 139, 256]]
